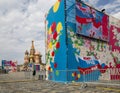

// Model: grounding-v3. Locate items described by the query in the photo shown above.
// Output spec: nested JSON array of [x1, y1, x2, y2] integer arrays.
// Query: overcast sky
[[0, 0, 120, 65]]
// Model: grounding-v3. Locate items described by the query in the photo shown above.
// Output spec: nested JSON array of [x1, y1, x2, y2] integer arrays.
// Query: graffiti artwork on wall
[[46, 0, 67, 81], [109, 16, 120, 52], [76, 1, 109, 41], [46, 0, 120, 82], [67, 25, 109, 81], [68, 21, 120, 80], [109, 16, 120, 80]]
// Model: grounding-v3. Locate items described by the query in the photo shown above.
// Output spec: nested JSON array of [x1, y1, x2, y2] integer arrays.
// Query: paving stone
[[0, 80, 120, 93]]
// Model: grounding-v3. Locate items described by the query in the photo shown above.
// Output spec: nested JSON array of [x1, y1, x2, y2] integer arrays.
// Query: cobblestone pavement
[[0, 80, 120, 93]]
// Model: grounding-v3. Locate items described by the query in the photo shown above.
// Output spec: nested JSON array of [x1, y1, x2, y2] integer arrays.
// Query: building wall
[[46, 0, 120, 82], [67, 0, 120, 82], [46, 0, 67, 82]]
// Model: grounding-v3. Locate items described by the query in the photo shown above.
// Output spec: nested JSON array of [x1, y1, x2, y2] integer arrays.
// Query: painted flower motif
[[47, 22, 62, 58], [54, 63, 57, 68], [56, 70, 59, 76], [84, 40, 91, 48], [51, 22, 56, 32], [56, 22, 63, 34], [53, 31, 58, 40], [53, 0, 61, 13], [75, 77, 78, 80], [47, 21, 63, 77], [77, 74, 80, 78], [73, 72, 77, 76], [51, 51, 55, 57], [48, 27, 52, 35], [72, 72, 81, 81], [56, 42, 60, 49], [48, 42, 52, 49]]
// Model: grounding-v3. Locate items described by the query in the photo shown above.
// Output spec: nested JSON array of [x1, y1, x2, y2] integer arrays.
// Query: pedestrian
[[32, 70, 36, 80]]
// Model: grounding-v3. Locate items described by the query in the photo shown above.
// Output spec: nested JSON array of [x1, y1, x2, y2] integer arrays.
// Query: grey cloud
[[0, 0, 56, 64]]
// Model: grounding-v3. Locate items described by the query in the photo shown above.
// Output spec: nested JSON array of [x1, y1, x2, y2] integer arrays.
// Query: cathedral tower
[[23, 40, 45, 71]]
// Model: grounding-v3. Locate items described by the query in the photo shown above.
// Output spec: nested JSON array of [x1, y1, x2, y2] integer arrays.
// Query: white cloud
[[83, 0, 120, 15], [0, 0, 56, 65], [113, 12, 120, 20], [84, 0, 99, 6], [99, 3, 120, 14]]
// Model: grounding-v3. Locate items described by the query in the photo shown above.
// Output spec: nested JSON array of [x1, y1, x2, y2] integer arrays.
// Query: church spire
[[30, 40, 35, 55], [31, 40, 34, 49]]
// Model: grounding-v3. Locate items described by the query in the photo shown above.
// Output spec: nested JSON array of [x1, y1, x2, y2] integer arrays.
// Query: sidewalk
[[0, 80, 120, 93]]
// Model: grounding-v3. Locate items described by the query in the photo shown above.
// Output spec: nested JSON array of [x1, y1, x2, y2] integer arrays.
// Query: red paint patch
[[56, 42, 60, 49], [58, 0, 61, 2], [51, 22, 56, 32], [54, 63, 57, 68], [73, 72, 77, 76], [51, 51, 55, 56], [75, 77, 78, 80], [53, 31, 58, 40]]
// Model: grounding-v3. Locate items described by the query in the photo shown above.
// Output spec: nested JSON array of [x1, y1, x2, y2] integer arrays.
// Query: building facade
[[46, 0, 120, 82], [23, 41, 45, 71]]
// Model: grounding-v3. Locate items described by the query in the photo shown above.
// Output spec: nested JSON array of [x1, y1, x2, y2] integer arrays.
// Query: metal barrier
[[0, 70, 46, 82], [46, 68, 120, 88], [83, 68, 120, 87], [0, 69, 119, 88], [37, 70, 46, 80], [0, 71, 31, 82]]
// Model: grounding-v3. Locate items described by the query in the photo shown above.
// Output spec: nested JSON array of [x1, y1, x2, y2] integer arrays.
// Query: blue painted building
[[46, 0, 120, 82]]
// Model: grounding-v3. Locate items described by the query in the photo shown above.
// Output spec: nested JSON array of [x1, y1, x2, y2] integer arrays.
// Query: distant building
[[1, 60, 17, 72], [22, 41, 45, 71]]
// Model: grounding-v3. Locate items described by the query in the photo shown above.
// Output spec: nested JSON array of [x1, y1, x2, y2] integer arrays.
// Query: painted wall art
[[46, 0, 67, 82], [76, 1, 109, 41], [46, 0, 120, 82]]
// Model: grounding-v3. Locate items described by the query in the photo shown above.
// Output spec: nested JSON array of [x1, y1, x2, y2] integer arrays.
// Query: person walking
[[32, 70, 36, 80]]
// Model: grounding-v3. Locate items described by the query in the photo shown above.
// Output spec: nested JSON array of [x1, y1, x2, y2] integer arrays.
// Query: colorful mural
[[46, 0, 67, 82], [109, 16, 120, 52], [46, 0, 120, 82], [67, 1, 120, 82], [67, 24, 109, 82], [2, 60, 17, 72], [109, 16, 120, 80], [76, 1, 109, 41]]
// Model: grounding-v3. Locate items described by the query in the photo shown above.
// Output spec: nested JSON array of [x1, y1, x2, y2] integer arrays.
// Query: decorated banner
[[1, 60, 17, 72], [76, 1, 109, 41], [34, 64, 40, 71], [2, 60, 12, 66], [11, 62, 17, 72]]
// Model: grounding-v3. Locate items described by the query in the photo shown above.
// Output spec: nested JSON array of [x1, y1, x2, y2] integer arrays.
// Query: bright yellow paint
[[56, 22, 63, 34], [53, 0, 60, 13], [78, 74, 80, 78], [48, 42, 52, 49]]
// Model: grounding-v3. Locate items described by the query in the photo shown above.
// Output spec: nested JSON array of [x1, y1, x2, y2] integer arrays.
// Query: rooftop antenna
[[101, 9, 105, 13]]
